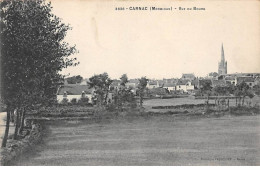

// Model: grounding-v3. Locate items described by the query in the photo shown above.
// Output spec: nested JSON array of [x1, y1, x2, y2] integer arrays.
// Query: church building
[[218, 44, 227, 75]]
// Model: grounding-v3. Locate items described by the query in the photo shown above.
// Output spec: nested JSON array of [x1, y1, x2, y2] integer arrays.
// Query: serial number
[[115, 7, 125, 10]]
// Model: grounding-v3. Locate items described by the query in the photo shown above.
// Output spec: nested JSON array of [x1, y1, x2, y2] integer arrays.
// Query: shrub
[[61, 98, 69, 105], [106, 103, 117, 112], [78, 97, 89, 106], [70, 98, 77, 105]]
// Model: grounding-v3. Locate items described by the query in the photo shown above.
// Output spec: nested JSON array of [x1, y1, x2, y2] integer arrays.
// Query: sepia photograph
[[0, 0, 260, 166]]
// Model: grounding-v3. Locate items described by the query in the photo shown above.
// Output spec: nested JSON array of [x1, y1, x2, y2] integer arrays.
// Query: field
[[12, 114, 260, 166], [143, 96, 260, 109]]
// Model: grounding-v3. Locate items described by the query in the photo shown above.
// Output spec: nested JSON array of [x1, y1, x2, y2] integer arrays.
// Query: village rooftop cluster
[[58, 44, 260, 103]]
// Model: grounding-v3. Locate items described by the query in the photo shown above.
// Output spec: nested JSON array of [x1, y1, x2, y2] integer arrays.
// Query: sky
[[50, 0, 260, 79]]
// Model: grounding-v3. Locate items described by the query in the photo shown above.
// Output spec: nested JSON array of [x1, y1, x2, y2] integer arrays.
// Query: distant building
[[224, 76, 236, 85], [236, 77, 255, 88], [181, 73, 196, 80], [57, 84, 93, 103], [218, 44, 227, 75], [176, 79, 195, 93], [147, 80, 159, 89], [163, 83, 176, 92]]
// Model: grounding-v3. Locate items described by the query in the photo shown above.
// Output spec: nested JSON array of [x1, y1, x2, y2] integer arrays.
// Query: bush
[[61, 98, 69, 105], [125, 102, 137, 109], [70, 98, 77, 105], [78, 97, 89, 106], [106, 103, 117, 112], [229, 106, 260, 115]]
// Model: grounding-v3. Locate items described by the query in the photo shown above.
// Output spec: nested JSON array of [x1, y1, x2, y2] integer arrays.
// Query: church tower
[[218, 43, 227, 75]]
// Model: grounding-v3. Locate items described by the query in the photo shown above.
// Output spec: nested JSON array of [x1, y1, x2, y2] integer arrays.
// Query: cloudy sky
[[50, 0, 260, 79]]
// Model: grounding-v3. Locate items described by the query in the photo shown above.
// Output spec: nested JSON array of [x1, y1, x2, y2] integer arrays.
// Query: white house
[[57, 84, 93, 103], [163, 83, 176, 92], [176, 80, 194, 93]]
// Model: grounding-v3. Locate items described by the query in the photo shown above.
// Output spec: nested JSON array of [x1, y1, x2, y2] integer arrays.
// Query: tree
[[66, 75, 83, 84], [199, 80, 212, 103], [112, 74, 135, 110], [253, 84, 260, 96], [234, 82, 251, 106], [87, 73, 112, 106], [0, 0, 78, 147], [120, 74, 128, 86], [137, 77, 149, 107]]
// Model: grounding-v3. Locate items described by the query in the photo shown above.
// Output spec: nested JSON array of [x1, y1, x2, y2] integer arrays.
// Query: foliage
[[109, 74, 136, 111], [87, 72, 113, 106], [120, 74, 128, 86], [0, 0, 78, 144], [78, 97, 89, 106], [1, 0, 78, 109], [234, 82, 254, 106], [137, 77, 149, 107], [199, 80, 212, 95], [66, 75, 83, 84], [70, 98, 77, 105], [253, 84, 260, 96], [148, 88, 168, 96], [61, 98, 69, 105], [213, 84, 234, 96]]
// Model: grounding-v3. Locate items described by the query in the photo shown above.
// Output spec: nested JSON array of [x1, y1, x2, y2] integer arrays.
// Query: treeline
[[197, 80, 257, 107], [0, 0, 78, 147]]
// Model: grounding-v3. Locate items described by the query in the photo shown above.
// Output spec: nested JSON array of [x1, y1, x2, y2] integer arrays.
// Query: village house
[[147, 80, 159, 89], [181, 73, 196, 80], [176, 79, 195, 93], [224, 76, 236, 85], [57, 84, 93, 103], [163, 83, 176, 92], [236, 76, 255, 88]]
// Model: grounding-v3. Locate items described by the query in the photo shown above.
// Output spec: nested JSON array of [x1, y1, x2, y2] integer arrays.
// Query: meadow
[[12, 114, 259, 165]]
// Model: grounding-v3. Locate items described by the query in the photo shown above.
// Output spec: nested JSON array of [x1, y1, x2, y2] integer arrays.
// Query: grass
[[12, 114, 260, 166], [143, 96, 260, 110]]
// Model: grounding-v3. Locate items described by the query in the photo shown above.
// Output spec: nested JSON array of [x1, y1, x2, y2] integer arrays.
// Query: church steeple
[[221, 43, 225, 62], [218, 43, 227, 75]]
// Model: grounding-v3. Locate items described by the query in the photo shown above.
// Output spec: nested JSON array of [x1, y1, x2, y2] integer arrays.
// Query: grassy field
[[143, 96, 260, 109], [12, 114, 260, 166]]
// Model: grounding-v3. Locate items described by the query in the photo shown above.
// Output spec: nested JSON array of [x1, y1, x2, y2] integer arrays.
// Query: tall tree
[[199, 80, 212, 103], [88, 72, 112, 106], [113, 74, 135, 110], [234, 82, 251, 106], [0, 0, 78, 147], [137, 77, 149, 107]]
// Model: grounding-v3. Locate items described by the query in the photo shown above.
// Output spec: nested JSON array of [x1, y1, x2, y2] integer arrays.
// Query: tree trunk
[[10, 110, 14, 123], [13, 109, 20, 140], [235, 97, 237, 106], [242, 96, 245, 106], [140, 93, 143, 107], [1, 109, 11, 148], [19, 108, 26, 135]]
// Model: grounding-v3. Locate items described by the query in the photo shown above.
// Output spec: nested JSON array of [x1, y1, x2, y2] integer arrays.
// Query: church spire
[[218, 43, 227, 75], [221, 43, 225, 62]]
